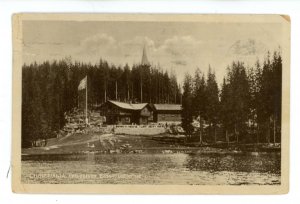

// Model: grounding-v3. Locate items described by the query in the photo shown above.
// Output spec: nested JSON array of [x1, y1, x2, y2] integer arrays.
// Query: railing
[[115, 124, 165, 128], [114, 124, 167, 135]]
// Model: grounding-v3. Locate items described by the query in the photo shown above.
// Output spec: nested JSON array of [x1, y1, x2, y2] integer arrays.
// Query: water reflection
[[22, 153, 281, 185], [185, 153, 281, 174]]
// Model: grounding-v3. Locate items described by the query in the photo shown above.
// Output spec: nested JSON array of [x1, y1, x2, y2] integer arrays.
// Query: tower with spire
[[141, 45, 150, 66], [139, 45, 151, 103]]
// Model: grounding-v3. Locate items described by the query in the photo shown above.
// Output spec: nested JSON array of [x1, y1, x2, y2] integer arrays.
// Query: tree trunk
[[174, 92, 176, 104], [226, 129, 229, 146], [131, 83, 133, 101], [273, 115, 276, 144], [235, 124, 239, 143], [214, 126, 217, 143], [256, 124, 259, 144], [199, 115, 203, 145], [209, 123, 212, 142], [266, 117, 271, 143], [127, 83, 129, 101], [115, 81, 118, 100], [140, 78, 143, 102], [104, 81, 107, 102]]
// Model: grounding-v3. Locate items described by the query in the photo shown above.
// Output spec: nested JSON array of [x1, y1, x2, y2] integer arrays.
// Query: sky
[[22, 20, 283, 84]]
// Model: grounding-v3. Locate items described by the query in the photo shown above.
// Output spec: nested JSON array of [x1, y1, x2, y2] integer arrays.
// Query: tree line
[[181, 50, 282, 144], [21, 58, 181, 147], [22, 49, 282, 147]]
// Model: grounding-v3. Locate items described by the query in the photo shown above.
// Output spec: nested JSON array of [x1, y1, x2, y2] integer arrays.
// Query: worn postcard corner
[[280, 15, 291, 23]]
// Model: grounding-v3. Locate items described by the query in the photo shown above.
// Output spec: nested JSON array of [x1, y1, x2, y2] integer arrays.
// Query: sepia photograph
[[12, 14, 290, 194]]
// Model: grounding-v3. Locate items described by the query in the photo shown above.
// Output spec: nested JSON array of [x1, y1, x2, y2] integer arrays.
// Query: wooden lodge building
[[100, 100, 182, 125], [100, 100, 153, 125], [152, 104, 182, 123], [99, 48, 182, 125]]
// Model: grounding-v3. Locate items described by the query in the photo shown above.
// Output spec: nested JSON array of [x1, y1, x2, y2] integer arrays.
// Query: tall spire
[[141, 45, 150, 66]]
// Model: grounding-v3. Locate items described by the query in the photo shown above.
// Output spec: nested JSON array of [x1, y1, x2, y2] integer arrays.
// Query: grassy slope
[[22, 132, 191, 155]]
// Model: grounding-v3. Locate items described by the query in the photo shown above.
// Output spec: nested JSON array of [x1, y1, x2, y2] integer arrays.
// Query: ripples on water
[[22, 153, 281, 185]]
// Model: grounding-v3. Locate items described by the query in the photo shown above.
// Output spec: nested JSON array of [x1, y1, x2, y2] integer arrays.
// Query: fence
[[114, 124, 166, 135]]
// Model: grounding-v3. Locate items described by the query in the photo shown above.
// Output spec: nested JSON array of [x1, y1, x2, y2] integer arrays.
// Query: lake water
[[22, 152, 281, 185]]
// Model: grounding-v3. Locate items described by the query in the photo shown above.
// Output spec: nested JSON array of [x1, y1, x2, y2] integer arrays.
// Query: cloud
[[171, 60, 187, 66], [122, 36, 155, 48], [120, 36, 155, 58], [227, 39, 267, 56], [159, 36, 203, 57], [75, 34, 204, 68], [28, 32, 269, 85], [23, 52, 38, 57], [79, 33, 116, 54]]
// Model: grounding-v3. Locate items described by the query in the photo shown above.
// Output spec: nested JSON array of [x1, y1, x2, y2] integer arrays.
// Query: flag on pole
[[78, 75, 89, 125], [78, 76, 87, 90]]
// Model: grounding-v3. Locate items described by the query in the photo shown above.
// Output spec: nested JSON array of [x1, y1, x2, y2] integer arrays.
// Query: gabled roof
[[131, 103, 149, 110], [108, 100, 148, 111], [153, 104, 182, 111]]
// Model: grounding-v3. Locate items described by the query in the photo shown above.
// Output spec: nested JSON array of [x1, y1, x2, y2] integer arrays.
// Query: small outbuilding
[[152, 104, 182, 123]]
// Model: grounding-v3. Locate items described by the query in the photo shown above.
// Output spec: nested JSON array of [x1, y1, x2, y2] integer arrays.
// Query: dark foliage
[[21, 58, 181, 147], [181, 49, 282, 144], [22, 48, 282, 147], [181, 73, 194, 137]]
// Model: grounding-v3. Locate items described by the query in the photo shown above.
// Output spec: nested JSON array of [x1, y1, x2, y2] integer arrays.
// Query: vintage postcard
[[12, 14, 290, 194]]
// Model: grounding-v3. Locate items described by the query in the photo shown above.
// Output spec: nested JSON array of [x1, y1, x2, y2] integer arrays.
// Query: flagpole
[[85, 75, 88, 125]]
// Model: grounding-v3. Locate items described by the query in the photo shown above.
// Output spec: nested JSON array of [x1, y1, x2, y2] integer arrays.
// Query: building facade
[[100, 100, 153, 125], [100, 101, 182, 125], [152, 104, 182, 123]]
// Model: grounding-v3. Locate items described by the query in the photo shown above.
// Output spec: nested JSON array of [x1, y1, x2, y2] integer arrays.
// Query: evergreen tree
[[21, 48, 282, 147], [220, 77, 231, 143], [21, 57, 181, 147], [256, 50, 282, 144], [206, 66, 220, 142], [247, 60, 261, 143], [192, 68, 207, 143], [181, 73, 194, 138], [169, 70, 180, 104], [226, 61, 251, 143]]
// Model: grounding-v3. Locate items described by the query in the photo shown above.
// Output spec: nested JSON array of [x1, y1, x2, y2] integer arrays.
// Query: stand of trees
[[22, 49, 282, 147], [22, 58, 181, 147], [181, 50, 282, 144]]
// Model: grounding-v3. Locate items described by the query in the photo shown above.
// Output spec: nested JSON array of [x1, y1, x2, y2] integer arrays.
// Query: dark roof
[[108, 100, 148, 111], [153, 104, 182, 111]]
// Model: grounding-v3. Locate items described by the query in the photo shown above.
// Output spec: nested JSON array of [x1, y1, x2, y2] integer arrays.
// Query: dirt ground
[[22, 130, 277, 155], [22, 132, 192, 155]]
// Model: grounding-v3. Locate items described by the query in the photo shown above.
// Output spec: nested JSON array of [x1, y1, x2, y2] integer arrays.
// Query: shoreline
[[22, 132, 281, 156], [22, 146, 281, 156]]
